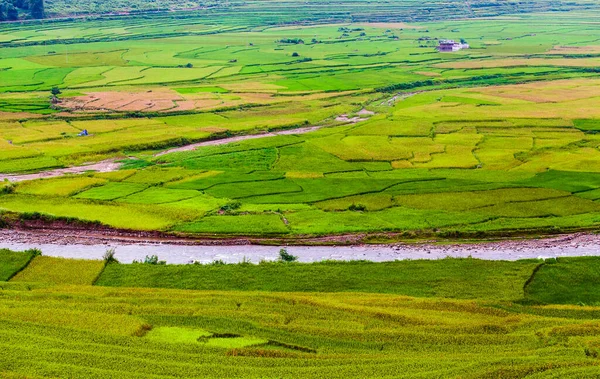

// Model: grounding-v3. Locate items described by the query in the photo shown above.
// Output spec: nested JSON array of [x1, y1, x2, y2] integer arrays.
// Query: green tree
[[29, 0, 43, 19], [51, 87, 61, 96], [6, 3, 18, 20], [278, 248, 298, 262]]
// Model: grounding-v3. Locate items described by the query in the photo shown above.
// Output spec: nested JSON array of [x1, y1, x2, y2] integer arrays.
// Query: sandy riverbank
[[1, 229, 599, 264]]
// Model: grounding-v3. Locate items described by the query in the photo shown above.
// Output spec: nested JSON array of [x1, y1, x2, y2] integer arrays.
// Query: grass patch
[[525, 256, 600, 305], [10, 256, 105, 285], [0, 249, 38, 281], [174, 214, 289, 234], [145, 326, 212, 344], [96, 258, 539, 300]]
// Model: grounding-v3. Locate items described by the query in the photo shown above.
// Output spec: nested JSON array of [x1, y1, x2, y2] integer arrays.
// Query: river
[[1, 232, 599, 263]]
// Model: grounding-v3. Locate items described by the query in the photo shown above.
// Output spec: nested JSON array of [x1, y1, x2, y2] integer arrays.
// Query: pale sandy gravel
[[357, 109, 375, 116], [1, 110, 371, 182], [0, 159, 121, 183], [153, 125, 325, 157], [334, 115, 368, 123], [0, 125, 325, 182], [1, 231, 599, 264]]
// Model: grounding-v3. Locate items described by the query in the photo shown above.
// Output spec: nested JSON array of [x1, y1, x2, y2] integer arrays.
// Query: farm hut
[[437, 40, 469, 52]]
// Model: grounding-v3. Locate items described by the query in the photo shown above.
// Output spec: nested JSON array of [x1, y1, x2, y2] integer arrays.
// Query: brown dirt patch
[[0, 158, 122, 183], [61, 90, 185, 112], [415, 71, 441, 77], [0, 111, 43, 121], [172, 100, 196, 111], [548, 45, 600, 55]]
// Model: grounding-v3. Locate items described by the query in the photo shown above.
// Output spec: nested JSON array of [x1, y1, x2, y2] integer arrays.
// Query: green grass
[[74, 182, 149, 201], [525, 256, 600, 305], [174, 214, 289, 234], [146, 327, 212, 344], [175, 87, 229, 94], [16, 176, 106, 197], [96, 258, 539, 300], [119, 187, 200, 204], [0, 195, 198, 230], [0, 249, 37, 281]]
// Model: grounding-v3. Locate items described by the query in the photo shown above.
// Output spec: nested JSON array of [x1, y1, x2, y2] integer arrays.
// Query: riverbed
[[1, 231, 599, 263]]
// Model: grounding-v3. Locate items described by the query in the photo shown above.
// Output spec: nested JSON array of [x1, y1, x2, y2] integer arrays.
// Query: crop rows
[[1, 11, 600, 237], [1, 250, 600, 378]]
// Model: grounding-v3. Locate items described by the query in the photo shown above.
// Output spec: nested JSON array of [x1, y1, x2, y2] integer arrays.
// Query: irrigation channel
[[1, 231, 600, 263]]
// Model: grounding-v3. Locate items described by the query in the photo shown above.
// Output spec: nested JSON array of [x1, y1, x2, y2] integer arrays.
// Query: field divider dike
[[522, 261, 546, 301]]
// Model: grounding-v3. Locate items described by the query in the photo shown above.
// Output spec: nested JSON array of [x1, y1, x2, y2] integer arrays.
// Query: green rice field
[[1, 3, 600, 239], [1, 249, 600, 378], [3, 3, 600, 378]]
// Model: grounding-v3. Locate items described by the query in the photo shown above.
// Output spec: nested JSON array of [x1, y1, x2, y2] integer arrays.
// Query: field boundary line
[[6, 253, 38, 282], [522, 262, 546, 298]]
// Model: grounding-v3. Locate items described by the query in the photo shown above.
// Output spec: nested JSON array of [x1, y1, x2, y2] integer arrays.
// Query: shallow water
[[1, 240, 599, 264]]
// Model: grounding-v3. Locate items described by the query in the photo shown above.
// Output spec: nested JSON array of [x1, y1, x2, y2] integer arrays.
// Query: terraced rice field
[[1, 5, 600, 239], [1, 249, 600, 378]]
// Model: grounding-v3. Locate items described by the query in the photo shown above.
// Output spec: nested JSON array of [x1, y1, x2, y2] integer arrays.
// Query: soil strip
[[0, 159, 121, 183], [154, 125, 324, 157]]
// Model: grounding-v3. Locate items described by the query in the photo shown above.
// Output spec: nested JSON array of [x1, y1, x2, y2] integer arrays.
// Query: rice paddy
[[1, 5, 600, 239], [2, 3, 600, 377], [2, 249, 600, 378]]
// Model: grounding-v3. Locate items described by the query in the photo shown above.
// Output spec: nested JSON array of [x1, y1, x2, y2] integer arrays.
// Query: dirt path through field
[[154, 125, 324, 157], [1, 229, 599, 263], [0, 124, 330, 182], [0, 159, 122, 183]]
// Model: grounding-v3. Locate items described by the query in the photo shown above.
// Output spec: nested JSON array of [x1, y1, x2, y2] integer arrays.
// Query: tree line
[[0, 0, 44, 21]]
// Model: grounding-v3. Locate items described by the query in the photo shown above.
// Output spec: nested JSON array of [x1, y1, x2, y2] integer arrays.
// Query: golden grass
[[436, 58, 600, 69], [548, 45, 600, 54], [285, 171, 324, 178], [11, 256, 105, 285]]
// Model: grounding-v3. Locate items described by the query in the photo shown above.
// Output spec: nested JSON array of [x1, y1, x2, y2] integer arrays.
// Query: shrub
[[0, 182, 15, 194], [239, 256, 252, 266], [584, 347, 599, 358], [133, 255, 166, 265], [278, 248, 298, 263], [25, 248, 42, 257], [19, 211, 43, 220], [348, 204, 366, 212], [103, 248, 119, 264], [220, 201, 242, 212], [278, 38, 304, 44]]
